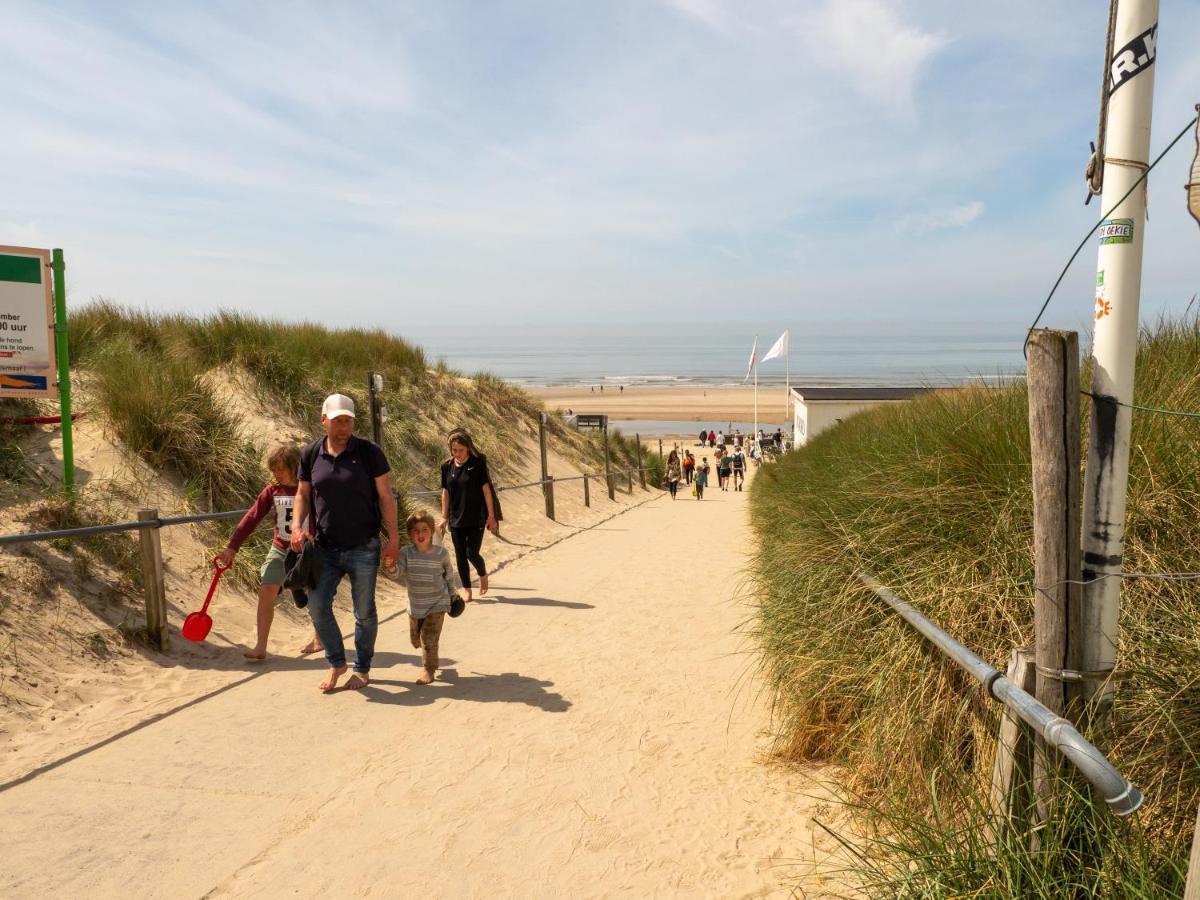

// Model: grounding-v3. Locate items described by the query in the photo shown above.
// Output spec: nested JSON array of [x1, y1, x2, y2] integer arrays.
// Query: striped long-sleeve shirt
[[395, 544, 460, 618]]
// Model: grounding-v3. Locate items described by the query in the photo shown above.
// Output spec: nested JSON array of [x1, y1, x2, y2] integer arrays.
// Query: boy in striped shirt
[[390, 509, 462, 684]]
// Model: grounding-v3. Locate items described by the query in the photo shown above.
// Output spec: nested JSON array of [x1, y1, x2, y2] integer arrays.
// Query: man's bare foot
[[243, 647, 267, 661], [300, 637, 323, 655], [479, 575, 489, 595], [345, 671, 369, 690], [416, 669, 435, 685], [319, 666, 348, 693]]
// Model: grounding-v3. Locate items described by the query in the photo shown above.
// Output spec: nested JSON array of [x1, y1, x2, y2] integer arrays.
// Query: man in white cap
[[291, 393, 399, 692]]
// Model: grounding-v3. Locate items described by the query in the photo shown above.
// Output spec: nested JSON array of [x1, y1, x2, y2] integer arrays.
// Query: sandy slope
[[0, 470, 847, 899]]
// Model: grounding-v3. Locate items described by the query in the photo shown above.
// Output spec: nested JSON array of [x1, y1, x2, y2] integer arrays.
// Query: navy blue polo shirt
[[300, 435, 391, 550]]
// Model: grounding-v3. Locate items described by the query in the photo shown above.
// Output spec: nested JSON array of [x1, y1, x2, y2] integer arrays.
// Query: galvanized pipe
[[858, 573, 1143, 817]]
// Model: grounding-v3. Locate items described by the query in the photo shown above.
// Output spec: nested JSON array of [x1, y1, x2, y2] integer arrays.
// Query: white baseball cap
[[321, 393, 356, 419]]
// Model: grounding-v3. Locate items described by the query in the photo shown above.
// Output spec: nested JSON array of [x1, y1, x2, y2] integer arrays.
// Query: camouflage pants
[[409, 611, 446, 673]]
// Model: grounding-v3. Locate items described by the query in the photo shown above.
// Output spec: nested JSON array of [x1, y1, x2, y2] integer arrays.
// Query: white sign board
[[0, 245, 56, 398]]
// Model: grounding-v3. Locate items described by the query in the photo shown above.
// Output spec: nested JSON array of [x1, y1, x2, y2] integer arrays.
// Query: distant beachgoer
[[708, 429, 715, 448], [666, 450, 681, 500], [619, 385, 624, 394], [600, 385, 604, 393], [716, 429, 724, 448], [694, 458, 709, 499], [698, 428, 707, 447], [683, 450, 695, 484], [774, 428, 783, 449], [219, 443, 321, 662], [731, 448, 745, 490], [590, 386, 594, 393], [439, 429, 498, 602], [390, 510, 462, 685], [718, 451, 732, 491], [292, 393, 400, 693]]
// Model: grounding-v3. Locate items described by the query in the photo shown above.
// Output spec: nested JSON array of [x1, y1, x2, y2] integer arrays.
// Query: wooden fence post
[[1184, 802, 1200, 899], [1027, 329, 1085, 825], [636, 434, 645, 488], [603, 424, 615, 501], [539, 413, 555, 520], [989, 647, 1037, 840], [583, 474, 591, 507], [658, 438, 663, 459], [137, 508, 169, 651]]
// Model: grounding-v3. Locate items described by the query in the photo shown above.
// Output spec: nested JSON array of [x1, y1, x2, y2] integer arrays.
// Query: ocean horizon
[[410, 319, 1034, 388]]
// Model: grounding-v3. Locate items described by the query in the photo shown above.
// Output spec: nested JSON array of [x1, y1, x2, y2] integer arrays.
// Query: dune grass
[[66, 303, 639, 508], [749, 316, 1200, 896]]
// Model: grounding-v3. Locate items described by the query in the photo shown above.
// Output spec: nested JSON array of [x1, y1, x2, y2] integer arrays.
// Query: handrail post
[[603, 423, 615, 501], [539, 413, 555, 520], [137, 508, 169, 651], [583, 474, 590, 507], [989, 647, 1037, 840], [635, 433, 645, 488]]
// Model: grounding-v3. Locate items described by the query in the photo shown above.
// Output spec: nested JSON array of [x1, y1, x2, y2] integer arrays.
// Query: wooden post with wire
[[603, 422, 615, 501], [1027, 329, 1087, 825], [137, 508, 169, 651], [583, 473, 591, 507], [635, 433, 645, 488]]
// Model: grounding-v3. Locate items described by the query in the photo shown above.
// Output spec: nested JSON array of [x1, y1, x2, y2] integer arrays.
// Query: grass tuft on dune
[[750, 315, 1200, 896]]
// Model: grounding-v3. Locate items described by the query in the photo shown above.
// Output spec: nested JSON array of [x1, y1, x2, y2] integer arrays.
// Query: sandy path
[[0, 471, 844, 899]]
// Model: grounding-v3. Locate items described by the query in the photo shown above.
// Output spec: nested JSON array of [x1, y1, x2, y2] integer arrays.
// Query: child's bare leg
[[244, 584, 279, 660]]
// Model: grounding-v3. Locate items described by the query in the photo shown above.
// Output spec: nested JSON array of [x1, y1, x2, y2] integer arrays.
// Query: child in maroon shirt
[[218, 444, 321, 661]]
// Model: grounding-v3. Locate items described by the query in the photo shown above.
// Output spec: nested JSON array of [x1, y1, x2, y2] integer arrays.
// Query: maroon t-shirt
[[227, 484, 299, 552]]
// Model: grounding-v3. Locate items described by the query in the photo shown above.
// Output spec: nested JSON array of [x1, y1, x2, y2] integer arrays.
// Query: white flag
[[744, 336, 757, 382], [762, 329, 789, 363]]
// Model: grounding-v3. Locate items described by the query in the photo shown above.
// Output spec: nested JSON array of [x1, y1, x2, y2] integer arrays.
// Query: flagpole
[[785, 338, 790, 445], [754, 337, 758, 446]]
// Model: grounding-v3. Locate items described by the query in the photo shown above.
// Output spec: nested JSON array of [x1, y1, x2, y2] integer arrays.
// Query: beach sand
[[531, 384, 793, 427], [0, 468, 850, 898]]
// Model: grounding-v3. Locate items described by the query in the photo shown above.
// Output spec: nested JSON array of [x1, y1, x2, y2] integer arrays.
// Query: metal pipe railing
[[857, 572, 1143, 817], [0, 468, 648, 547]]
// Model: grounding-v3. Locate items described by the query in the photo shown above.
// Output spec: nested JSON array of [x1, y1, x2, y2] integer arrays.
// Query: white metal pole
[[754, 338, 758, 446], [785, 336, 790, 443], [1080, 0, 1159, 710]]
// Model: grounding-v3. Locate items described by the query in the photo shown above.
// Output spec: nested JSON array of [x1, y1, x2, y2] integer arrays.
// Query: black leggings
[[668, 479, 679, 498], [449, 526, 487, 589]]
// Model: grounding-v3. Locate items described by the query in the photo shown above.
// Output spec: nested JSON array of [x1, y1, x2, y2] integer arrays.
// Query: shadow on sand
[[363, 668, 570, 713]]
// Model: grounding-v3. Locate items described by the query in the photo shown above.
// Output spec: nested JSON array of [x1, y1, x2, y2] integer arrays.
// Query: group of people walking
[[220, 393, 497, 693], [663, 443, 746, 500]]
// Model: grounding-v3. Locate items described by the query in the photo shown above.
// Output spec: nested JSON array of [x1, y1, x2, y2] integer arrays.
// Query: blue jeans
[[307, 537, 380, 672]]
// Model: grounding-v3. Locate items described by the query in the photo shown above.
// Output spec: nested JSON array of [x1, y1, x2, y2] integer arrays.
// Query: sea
[[412, 319, 1029, 389]]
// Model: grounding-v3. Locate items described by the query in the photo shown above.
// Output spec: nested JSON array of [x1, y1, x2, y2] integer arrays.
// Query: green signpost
[[0, 245, 74, 495]]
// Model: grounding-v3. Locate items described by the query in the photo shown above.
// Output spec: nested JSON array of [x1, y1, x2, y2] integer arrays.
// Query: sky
[[2, 0, 1199, 344]]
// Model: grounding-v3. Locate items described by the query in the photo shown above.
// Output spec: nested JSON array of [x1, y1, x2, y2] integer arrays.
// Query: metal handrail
[[857, 572, 1143, 817], [0, 468, 647, 547]]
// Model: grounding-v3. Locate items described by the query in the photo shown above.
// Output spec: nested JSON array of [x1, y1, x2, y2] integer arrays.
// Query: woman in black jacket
[[438, 429, 498, 601]]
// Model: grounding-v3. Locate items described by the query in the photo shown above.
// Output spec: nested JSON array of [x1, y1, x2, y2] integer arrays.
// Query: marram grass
[[750, 316, 1200, 896]]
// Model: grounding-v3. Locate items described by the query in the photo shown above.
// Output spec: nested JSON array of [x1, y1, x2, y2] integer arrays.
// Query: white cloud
[[894, 201, 985, 234]]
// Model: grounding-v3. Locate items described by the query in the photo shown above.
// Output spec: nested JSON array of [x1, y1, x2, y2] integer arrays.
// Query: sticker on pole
[[0, 246, 55, 398], [1098, 219, 1134, 245]]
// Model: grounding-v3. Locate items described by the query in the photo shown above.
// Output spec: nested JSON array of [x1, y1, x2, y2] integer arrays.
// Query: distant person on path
[[731, 447, 745, 491], [774, 428, 783, 449], [390, 510, 462, 685], [439, 429, 498, 602], [218, 443, 322, 662], [694, 458, 709, 499], [713, 445, 725, 489], [619, 385, 624, 394], [698, 428, 707, 447], [665, 449, 681, 499], [708, 429, 716, 448], [292, 394, 399, 693], [716, 429, 724, 448], [683, 450, 695, 484], [717, 451, 732, 491]]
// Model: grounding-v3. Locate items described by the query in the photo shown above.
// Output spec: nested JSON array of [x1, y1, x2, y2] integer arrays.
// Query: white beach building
[[790, 387, 934, 446]]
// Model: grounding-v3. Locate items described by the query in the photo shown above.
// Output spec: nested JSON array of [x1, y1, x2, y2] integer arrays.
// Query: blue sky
[[2, 0, 1198, 342]]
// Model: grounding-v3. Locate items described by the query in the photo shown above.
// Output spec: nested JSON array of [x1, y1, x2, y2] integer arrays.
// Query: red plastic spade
[[183, 558, 231, 642]]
